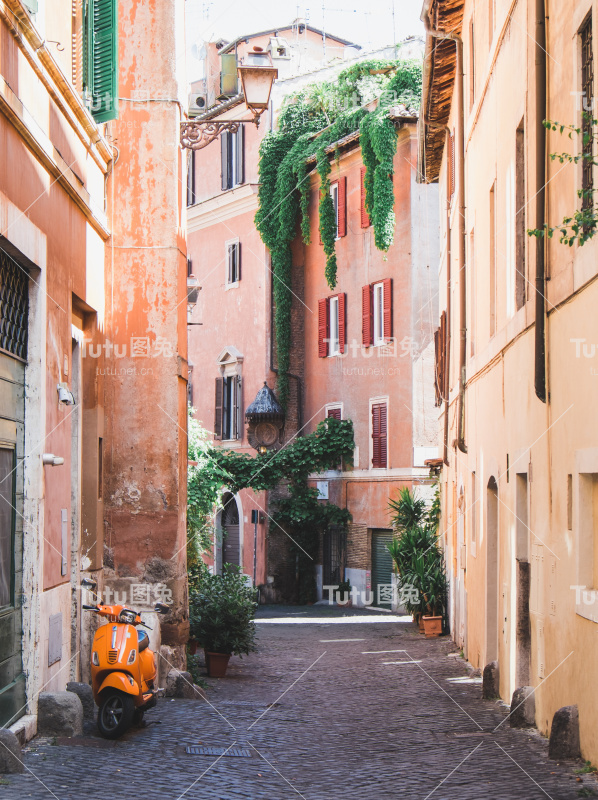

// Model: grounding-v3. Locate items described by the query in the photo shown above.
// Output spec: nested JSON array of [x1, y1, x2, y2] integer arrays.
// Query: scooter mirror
[[81, 578, 97, 590], [154, 603, 170, 614]]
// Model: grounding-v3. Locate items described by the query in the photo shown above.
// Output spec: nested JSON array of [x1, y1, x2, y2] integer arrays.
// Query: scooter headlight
[[92, 651, 99, 666], [119, 609, 137, 624], [127, 649, 137, 664]]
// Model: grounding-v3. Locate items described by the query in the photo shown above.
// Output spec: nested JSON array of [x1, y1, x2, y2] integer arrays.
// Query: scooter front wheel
[[97, 690, 136, 739]]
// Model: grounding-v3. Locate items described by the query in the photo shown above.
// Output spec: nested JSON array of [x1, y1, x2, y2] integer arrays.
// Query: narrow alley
[[0, 608, 590, 800]]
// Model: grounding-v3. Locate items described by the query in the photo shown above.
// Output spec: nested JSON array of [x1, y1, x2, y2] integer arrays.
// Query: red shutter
[[327, 408, 342, 420], [337, 176, 347, 237], [383, 278, 392, 342], [360, 166, 370, 228], [214, 377, 223, 439], [372, 402, 388, 468], [338, 292, 346, 354], [318, 298, 329, 358], [362, 284, 372, 346]]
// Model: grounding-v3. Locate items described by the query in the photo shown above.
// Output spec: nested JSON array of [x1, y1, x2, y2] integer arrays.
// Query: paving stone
[[0, 607, 592, 798]]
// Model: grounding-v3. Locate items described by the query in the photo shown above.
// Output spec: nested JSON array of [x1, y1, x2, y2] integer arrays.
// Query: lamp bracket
[[180, 118, 259, 151]]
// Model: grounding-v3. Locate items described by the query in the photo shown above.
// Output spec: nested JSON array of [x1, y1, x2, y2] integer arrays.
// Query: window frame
[[329, 295, 340, 356], [330, 182, 340, 240], [372, 282, 385, 346], [225, 238, 240, 288]]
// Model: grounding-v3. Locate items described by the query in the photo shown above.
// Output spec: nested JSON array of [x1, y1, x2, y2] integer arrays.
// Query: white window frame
[[373, 282, 385, 346], [325, 403, 343, 420], [330, 182, 339, 240], [225, 238, 240, 288], [329, 295, 340, 356], [230, 130, 240, 188]]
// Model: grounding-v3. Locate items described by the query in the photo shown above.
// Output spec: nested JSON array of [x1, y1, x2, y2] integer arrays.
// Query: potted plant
[[335, 578, 352, 606], [421, 547, 447, 637], [189, 565, 258, 678]]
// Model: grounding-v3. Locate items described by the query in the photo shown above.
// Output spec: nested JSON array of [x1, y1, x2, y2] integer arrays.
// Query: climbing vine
[[255, 58, 422, 406], [187, 414, 355, 600]]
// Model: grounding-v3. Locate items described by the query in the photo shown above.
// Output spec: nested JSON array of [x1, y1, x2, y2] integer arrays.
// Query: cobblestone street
[[1, 607, 593, 800]]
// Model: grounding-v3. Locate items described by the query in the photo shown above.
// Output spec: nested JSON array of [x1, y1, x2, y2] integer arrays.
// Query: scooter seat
[[138, 629, 150, 652]]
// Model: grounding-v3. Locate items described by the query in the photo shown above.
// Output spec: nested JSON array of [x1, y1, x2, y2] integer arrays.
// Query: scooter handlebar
[[82, 605, 99, 610]]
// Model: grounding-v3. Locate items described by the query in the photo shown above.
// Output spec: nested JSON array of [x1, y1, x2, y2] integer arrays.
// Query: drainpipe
[[422, 1, 467, 453], [534, 0, 547, 403]]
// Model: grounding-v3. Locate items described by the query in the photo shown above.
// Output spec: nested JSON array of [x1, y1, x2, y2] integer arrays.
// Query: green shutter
[[83, 0, 119, 123]]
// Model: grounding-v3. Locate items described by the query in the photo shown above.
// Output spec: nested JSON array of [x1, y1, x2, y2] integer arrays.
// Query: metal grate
[[0, 250, 28, 360], [186, 746, 252, 757], [107, 650, 118, 663], [581, 14, 594, 221]]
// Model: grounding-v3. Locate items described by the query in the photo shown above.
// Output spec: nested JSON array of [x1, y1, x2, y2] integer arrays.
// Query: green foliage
[[189, 565, 258, 656], [255, 58, 422, 405], [528, 115, 598, 246], [387, 485, 447, 619]]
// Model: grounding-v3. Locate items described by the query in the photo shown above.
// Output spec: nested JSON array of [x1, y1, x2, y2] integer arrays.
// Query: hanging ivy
[[255, 58, 422, 406]]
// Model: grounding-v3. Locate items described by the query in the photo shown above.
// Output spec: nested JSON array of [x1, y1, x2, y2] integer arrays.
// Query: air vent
[[108, 649, 118, 664]]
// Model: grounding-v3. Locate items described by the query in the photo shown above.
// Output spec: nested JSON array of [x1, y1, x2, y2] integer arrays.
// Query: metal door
[[323, 526, 346, 586], [371, 529, 394, 607]]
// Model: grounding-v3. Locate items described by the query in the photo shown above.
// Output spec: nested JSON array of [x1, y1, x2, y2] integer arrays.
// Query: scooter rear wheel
[[97, 690, 136, 739]]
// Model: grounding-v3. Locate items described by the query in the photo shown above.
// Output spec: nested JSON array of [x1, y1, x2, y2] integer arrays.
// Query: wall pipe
[[534, 0, 547, 403]]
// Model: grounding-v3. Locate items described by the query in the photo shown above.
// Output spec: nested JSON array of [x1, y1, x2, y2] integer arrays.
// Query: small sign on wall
[[48, 613, 62, 666], [316, 481, 329, 500]]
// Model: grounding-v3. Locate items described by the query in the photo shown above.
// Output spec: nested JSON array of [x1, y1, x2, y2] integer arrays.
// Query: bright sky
[[186, 0, 425, 62]]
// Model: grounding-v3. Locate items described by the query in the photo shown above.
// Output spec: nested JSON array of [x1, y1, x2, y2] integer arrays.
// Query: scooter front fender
[[97, 672, 139, 698]]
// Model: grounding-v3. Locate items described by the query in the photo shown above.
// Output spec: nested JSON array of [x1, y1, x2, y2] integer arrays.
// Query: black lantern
[[245, 382, 285, 453]]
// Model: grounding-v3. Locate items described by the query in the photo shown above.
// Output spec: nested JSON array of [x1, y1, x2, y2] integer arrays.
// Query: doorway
[[221, 492, 240, 568], [323, 526, 346, 587], [371, 529, 394, 608]]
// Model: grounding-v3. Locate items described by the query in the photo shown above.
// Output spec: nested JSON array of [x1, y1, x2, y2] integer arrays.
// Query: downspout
[[422, 1, 467, 454], [269, 259, 303, 433], [534, 0, 547, 403]]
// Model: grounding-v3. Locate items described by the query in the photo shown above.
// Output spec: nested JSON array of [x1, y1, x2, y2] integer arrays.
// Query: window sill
[[225, 281, 240, 291], [576, 602, 598, 623]]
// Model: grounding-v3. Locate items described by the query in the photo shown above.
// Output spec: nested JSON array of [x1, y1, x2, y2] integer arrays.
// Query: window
[[329, 296, 340, 355], [327, 407, 342, 421], [362, 279, 392, 347], [447, 130, 455, 201], [469, 229, 476, 355], [187, 152, 196, 207], [371, 402, 388, 469], [221, 128, 244, 191], [434, 309, 447, 407], [515, 122, 526, 310], [0, 249, 28, 360], [489, 180, 497, 336], [214, 375, 241, 440], [83, 0, 119, 123], [471, 471, 477, 554], [327, 177, 346, 239], [372, 283, 385, 346], [226, 240, 241, 285], [469, 17, 476, 108], [330, 183, 339, 239], [580, 14, 594, 224], [318, 294, 346, 357]]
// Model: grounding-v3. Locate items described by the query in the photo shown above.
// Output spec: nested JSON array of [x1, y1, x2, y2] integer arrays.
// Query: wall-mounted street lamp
[[180, 48, 278, 151]]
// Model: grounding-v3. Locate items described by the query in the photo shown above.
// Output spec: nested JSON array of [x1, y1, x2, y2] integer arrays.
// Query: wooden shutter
[[221, 131, 230, 191], [214, 378, 224, 439], [236, 125, 245, 185], [360, 166, 370, 227], [362, 284, 372, 347], [372, 403, 388, 468], [84, 0, 119, 123], [318, 298, 329, 358], [382, 278, 392, 342], [236, 241, 241, 282], [337, 176, 347, 237], [232, 377, 242, 439], [337, 292, 346, 354], [327, 408, 342, 420]]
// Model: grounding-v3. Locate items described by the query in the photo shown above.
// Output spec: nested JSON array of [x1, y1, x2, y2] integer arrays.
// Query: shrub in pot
[[189, 565, 258, 677]]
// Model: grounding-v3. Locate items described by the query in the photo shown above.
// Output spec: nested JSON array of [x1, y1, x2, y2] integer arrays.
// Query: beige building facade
[[421, 0, 598, 762]]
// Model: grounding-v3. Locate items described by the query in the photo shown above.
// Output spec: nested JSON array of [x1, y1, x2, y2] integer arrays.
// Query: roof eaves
[[219, 24, 361, 54]]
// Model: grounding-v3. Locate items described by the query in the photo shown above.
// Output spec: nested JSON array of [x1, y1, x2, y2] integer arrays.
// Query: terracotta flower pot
[[205, 651, 231, 678], [418, 614, 425, 633], [422, 615, 443, 637]]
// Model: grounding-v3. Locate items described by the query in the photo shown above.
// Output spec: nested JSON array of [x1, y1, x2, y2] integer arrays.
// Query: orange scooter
[[83, 599, 169, 738]]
